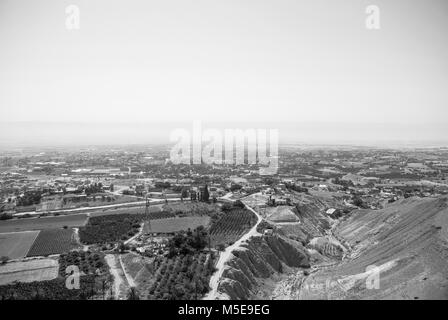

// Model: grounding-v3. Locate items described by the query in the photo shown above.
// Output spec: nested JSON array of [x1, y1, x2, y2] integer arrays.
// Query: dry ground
[[297, 196, 448, 300], [0, 231, 40, 259], [144, 216, 210, 234], [0, 258, 59, 285], [0, 214, 87, 233]]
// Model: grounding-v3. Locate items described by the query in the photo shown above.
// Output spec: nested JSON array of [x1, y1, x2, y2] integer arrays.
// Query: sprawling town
[[1, 145, 448, 300], [2, 145, 448, 217]]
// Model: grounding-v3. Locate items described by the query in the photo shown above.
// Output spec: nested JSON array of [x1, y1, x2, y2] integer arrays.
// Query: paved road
[[12, 198, 186, 217], [204, 202, 262, 300]]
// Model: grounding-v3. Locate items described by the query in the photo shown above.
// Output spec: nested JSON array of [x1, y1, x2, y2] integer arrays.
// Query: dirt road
[[118, 254, 136, 287], [204, 202, 262, 300], [105, 254, 129, 300]]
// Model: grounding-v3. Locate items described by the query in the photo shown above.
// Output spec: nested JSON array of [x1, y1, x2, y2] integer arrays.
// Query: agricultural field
[[0, 214, 88, 233], [79, 213, 144, 244], [90, 204, 164, 218], [120, 253, 151, 281], [147, 210, 176, 220], [120, 226, 215, 300], [162, 202, 220, 217], [0, 231, 40, 260], [89, 202, 217, 220], [119, 253, 154, 293], [0, 258, 59, 286], [26, 228, 79, 257], [144, 216, 210, 234], [209, 208, 257, 246], [0, 274, 100, 300], [58, 250, 108, 276], [142, 252, 215, 300]]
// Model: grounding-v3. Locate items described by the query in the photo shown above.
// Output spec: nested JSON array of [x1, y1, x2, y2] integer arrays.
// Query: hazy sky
[[0, 0, 447, 146]]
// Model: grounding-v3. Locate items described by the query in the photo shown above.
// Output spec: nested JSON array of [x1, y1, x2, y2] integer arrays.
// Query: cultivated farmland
[[79, 213, 144, 244], [89, 204, 163, 218], [209, 208, 257, 246], [147, 210, 176, 220], [144, 216, 210, 234], [59, 250, 108, 276], [0, 214, 88, 233], [0, 231, 40, 260], [143, 252, 215, 300], [26, 228, 79, 257], [162, 202, 219, 217]]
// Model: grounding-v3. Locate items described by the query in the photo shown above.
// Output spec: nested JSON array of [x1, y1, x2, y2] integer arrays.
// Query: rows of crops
[[209, 208, 256, 246], [26, 228, 79, 257], [79, 213, 144, 244], [141, 252, 215, 300]]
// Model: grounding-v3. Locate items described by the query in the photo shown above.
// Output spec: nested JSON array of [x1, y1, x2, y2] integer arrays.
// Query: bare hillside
[[298, 196, 448, 300]]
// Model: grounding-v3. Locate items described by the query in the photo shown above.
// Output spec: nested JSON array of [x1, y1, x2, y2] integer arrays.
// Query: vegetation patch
[[58, 250, 108, 276], [79, 213, 144, 244], [0, 275, 101, 300], [145, 251, 215, 300], [162, 202, 220, 217], [145, 216, 210, 234], [124, 227, 216, 300], [26, 229, 79, 257], [209, 207, 257, 247], [147, 227, 215, 300], [147, 211, 176, 220]]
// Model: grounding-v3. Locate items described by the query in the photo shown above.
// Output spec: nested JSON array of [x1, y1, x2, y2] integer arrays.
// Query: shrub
[[0, 213, 12, 220]]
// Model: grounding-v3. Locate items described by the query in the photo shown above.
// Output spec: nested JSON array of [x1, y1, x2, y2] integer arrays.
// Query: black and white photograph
[[0, 0, 448, 310]]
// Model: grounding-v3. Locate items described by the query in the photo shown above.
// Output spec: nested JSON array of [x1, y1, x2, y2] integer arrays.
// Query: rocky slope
[[217, 235, 310, 299], [298, 196, 448, 299]]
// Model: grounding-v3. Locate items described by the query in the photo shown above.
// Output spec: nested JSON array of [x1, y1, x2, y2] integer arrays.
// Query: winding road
[[204, 202, 262, 300]]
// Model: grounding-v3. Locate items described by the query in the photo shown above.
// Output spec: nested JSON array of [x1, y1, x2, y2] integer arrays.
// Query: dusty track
[[105, 254, 130, 300], [204, 202, 262, 300]]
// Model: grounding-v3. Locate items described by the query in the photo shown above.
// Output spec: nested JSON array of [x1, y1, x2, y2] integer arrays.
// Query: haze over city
[[1, 0, 448, 147]]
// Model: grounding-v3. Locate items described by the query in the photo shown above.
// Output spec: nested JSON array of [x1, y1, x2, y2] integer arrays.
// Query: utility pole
[[145, 195, 151, 233]]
